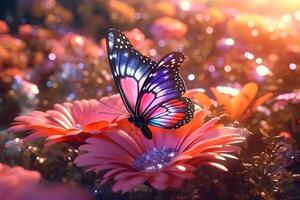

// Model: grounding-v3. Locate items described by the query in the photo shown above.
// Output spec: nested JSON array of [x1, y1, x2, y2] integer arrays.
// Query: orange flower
[[18, 24, 33, 37], [0, 20, 9, 33], [152, 1, 176, 17], [18, 24, 53, 40], [0, 68, 25, 82], [108, 0, 136, 25], [75, 111, 245, 192], [186, 82, 273, 122], [0, 35, 27, 68], [8, 95, 127, 146]]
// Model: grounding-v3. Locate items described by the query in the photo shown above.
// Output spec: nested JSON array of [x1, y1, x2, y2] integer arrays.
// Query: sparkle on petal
[[133, 147, 178, 172]]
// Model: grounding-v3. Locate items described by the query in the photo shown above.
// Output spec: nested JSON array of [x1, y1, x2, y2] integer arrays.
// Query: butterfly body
[[128, 116, 152, 139], [106, 29, 195, 139]]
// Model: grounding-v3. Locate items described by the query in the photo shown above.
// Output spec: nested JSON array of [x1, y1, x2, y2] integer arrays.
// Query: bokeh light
[[256, 64, 271, 76]]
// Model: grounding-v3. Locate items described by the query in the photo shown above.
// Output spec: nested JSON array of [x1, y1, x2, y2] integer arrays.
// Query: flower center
[[133, 147, 178, 173]]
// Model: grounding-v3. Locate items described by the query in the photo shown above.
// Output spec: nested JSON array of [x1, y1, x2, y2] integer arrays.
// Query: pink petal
[[152, 128, 177, 149], [114, 171, 141, 181], [219, 153, 239, 160], [168, 176, 184, 188], [87, 164, 128, 172], [72, 100, 84, 124], [77, 138, 134, 165], [98, 94, 128, 122], [53, 104, 76, 127], [101, 168, 132, 185], [151, 172, 170, 182], [47, 110, 73, 129], [167, 163, 197, 172], [166, 169, 195, 179], [202, 162, 228, 172], [112, 174, 149, 193], [103, 129, 144, 157], [169, 154, 193, 164], [148, 179, 169, 190], [178, 117, 220, 152], [24, 132, 48, 141]]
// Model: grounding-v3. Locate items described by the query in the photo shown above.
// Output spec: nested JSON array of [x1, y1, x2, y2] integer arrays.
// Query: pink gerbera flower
[[8, 95, 127, 146], [75, 111, 245, 192], [0, 163, 41, 199]]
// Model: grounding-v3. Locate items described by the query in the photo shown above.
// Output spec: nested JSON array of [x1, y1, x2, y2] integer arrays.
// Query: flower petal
[[112, 175, 149, 193]]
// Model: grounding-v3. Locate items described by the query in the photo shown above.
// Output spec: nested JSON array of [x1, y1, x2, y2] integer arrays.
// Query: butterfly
[[106, 28, 195, 139]]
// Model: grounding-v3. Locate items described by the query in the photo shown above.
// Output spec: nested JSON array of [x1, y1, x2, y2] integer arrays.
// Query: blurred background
[[1, 0, 300, 199]]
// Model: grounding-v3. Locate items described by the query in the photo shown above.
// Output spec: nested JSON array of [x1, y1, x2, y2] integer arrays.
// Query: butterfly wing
[[106, 29, 156, 115], [146, 97, 195, 129], [137, 52, 195, 128], [107, 29, 195, 132]]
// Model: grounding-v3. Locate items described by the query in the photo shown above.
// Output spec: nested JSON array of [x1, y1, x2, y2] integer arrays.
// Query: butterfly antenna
[[98, 111, 127, 116], [128, 123, 136, 133], [99, 97, 128, 116]]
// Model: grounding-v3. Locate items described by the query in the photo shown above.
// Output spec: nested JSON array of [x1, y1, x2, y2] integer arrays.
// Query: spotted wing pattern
[[106, 29, 156, 115], [137, 52, 195, 128]]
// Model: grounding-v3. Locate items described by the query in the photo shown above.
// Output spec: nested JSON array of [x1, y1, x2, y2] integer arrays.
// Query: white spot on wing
[[108, 33, 114, 49]]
